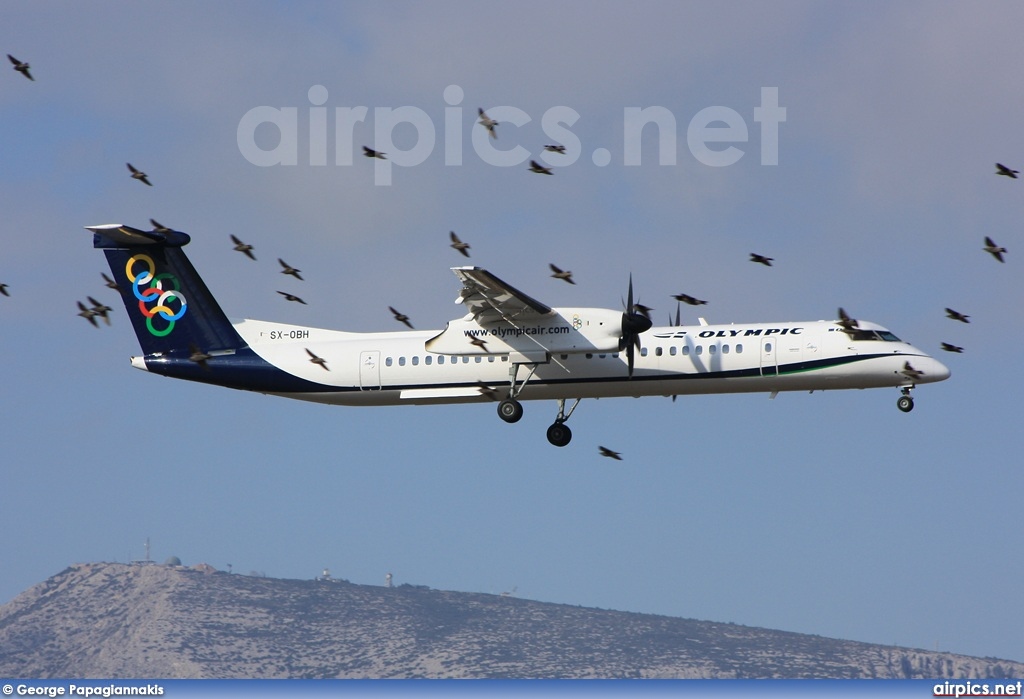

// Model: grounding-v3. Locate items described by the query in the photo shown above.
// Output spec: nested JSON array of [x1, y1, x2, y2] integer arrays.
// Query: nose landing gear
[[896, 387, 915, 413]]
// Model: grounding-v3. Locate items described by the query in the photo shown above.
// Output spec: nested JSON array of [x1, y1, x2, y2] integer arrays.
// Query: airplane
[[87, 222, 951, 447]]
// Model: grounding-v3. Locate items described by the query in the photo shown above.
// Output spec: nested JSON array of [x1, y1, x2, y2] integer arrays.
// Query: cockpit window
[[848, 329, 902, 342]]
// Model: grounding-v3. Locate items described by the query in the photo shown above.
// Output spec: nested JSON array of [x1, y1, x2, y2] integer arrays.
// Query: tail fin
[[88, 224, 246, 354]]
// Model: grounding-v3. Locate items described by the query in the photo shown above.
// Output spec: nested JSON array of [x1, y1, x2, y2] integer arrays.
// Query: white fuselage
[[213, 315, 949, 407]]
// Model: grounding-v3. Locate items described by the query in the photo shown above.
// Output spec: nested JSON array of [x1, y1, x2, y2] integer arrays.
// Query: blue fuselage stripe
[[143, 350, 908, 395]]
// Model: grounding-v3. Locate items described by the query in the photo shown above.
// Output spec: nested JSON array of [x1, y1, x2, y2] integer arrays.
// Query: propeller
[[669, 301, 681, 401], [619, 275, 653, 377]]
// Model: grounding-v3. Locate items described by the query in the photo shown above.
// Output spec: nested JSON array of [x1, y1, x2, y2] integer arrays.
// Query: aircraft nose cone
[[921, 356, 951, 383]]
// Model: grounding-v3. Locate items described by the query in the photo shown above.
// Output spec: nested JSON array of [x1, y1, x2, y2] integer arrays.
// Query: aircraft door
[[359, 350, 381, 390], [760, 339, 777, 376]]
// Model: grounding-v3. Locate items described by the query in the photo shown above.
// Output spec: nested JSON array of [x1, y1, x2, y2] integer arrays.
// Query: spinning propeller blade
[[619, 275, 652, 378]]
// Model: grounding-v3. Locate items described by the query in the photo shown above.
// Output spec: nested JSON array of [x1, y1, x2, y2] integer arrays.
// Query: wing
[[451, 266, 554, 324]]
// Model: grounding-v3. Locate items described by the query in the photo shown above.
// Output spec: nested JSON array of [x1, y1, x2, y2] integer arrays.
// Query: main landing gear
[[498, 398, 523, 423], [546, 421, 571, 447], [496, 362, 536, 425], [495, 362, 581, 446], [497, 396, 582, 446], [896, 387, 915, 413], [545, 398, 581, 447]]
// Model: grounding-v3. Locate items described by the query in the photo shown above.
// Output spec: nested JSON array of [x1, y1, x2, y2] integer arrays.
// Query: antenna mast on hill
[[145, 538, 151, 563]]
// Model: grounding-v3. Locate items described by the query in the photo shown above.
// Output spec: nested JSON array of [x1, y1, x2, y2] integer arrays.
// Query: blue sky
[[2, 1, 1023, 666]]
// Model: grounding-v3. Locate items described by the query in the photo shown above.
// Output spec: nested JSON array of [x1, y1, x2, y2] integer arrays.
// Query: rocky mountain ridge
[[0, 562, 1020, 679]]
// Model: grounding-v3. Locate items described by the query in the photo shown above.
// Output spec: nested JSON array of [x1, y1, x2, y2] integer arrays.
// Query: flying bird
[[475, 381, 500, 401], [126, 163, 152, 186], [77, 301, 99, 328], [598, 446, 623, 461], [278, 259, 303, 280], [837, 307, 859, 333], [900, 361, 925, 381], [478, 108, 498, 139], [750, 253, 773, 266], [277, 291, 307, 304], [230, 234, 256, 260], [983, 236, 1007, 263], [543, 144, 566, 154], [389, 306, 413, 329], [0, 283, 8, 297], [306, 348, 329, 371], [150, 219, 172, 233], [87, 296, 112, 325], [632, 302, 654, 320], [995, 163, 1019, 179], [529, 159, 553, 175], [672, 293, 706, 306], [7, 54, 32, 81], [101, 272, 122, 293], [945, 308, 969, 323], [940, 342, 964, 353], [549, 264, 575, 284], [362, 146, 386, 159], [188, 344, 212, 370], [449, 231, 470, 257]]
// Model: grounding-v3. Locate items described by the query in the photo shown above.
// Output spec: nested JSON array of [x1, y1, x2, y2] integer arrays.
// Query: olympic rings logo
[[126, 254, 188, 337], [572, 314, 583, 330]]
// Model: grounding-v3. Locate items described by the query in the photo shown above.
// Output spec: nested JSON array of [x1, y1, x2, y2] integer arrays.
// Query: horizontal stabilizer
[[87, 223, 191, 249]]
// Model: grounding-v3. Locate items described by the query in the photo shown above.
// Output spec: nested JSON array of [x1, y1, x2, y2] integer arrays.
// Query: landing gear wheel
[[896, 395, 914, 413], [498, 399, 524, 423], [546, 422, 572, 447]]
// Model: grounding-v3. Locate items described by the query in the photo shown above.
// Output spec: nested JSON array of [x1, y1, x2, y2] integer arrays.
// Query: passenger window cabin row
[[642, 344, 745, 357], [385, 354, 502, 367], [383, 344, 745, 368]]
